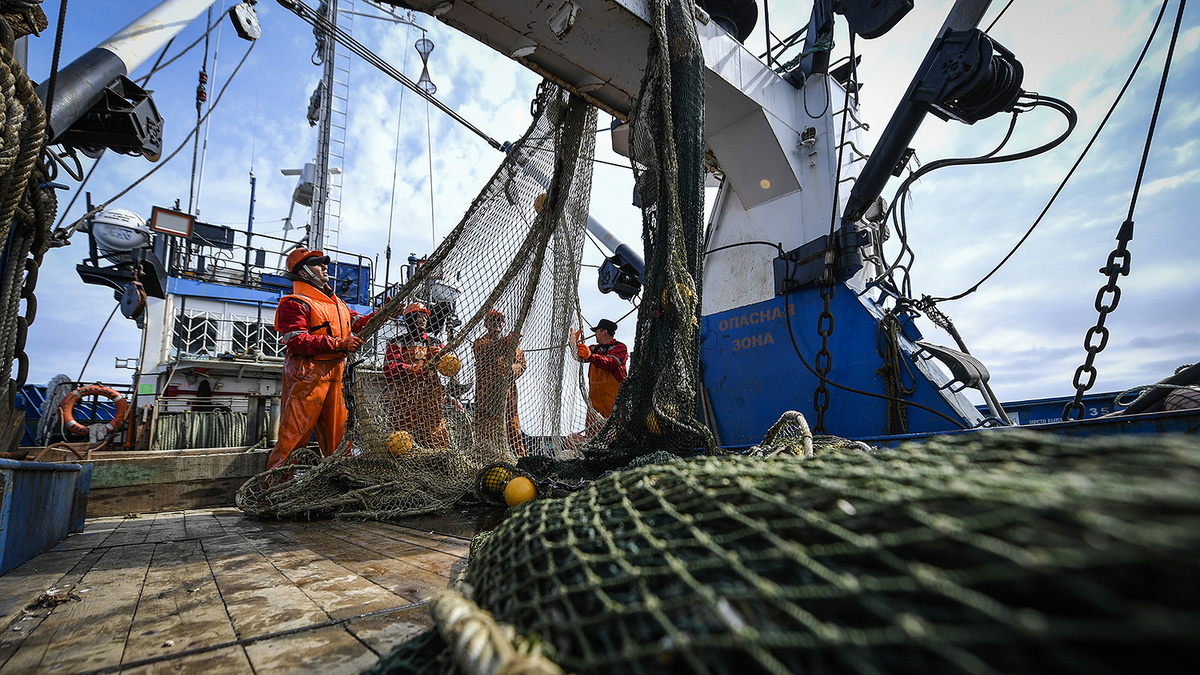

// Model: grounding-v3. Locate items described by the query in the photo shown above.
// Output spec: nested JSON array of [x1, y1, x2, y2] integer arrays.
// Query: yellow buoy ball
[[504, 476, 537, 507], [437, 353, 462, 377], [481, 466, 514, 497], [387, 430, 414, 456], [646, 403, 677, 436], [646, 411, 662, 436]]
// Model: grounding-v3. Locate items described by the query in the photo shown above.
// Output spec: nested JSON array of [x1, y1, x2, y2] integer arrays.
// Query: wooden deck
[[0, 509, 484, 673]]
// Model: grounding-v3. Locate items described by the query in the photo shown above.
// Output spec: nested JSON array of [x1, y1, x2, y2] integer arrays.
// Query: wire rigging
[[928, 0, 1172, 304], [189, 7, 215, 214], [385, 25, 416, 288], [279, 0, 505, 151]]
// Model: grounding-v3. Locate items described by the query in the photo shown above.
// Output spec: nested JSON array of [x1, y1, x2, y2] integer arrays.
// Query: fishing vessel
[[0, 0, 1196, 672]]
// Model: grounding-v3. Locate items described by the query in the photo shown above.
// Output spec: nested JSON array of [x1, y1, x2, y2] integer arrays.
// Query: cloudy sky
[[22, 0, 1198, 407]]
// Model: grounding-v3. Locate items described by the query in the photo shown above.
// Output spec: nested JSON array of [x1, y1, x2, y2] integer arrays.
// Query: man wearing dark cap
[[573, 318, 628, 423], [269, 246, 376, 473]]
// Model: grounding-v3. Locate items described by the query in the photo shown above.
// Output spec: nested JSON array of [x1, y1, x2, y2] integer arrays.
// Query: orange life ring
[[59, 385, 129, 437]]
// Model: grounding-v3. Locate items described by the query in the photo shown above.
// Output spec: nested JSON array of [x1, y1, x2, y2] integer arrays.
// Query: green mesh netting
[[589, 0, 715, 459], [373, 430, 1200, 675]]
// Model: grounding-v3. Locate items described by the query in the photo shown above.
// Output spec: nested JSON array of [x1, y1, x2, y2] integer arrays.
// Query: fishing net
[[238, 82, 600, 519], [239, 0, 720, 518], [371, 430, 1200, 675], [588, 0, 715, 459]]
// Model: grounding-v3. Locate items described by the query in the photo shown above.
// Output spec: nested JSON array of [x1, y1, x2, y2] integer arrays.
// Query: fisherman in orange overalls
[[573, 318, 628, 431], [473, 309, 527, 455], [268, 247, 374, 471], [383, 303, 450, 449]]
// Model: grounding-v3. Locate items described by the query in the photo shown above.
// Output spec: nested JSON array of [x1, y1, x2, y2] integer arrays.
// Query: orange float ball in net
[[504, 476, 537, 507], [387, 430, 414, 456]]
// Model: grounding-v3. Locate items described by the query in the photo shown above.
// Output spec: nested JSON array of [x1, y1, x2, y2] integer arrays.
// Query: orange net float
[[59, 385, 129, 437]]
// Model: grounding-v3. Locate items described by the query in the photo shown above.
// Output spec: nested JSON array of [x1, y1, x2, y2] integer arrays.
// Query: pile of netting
[[368, 429, 1200, 675]]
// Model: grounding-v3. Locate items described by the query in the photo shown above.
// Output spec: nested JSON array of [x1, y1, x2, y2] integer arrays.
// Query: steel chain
[[1064, 219, 1134, 420], [813, 267, 835, 434]]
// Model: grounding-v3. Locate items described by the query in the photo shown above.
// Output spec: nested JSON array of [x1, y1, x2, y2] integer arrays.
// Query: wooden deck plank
[[201, 533, 330, 639], [282, 524, 460, 603], [234, 527, 411, 620], [326, 521, 470, 573], [49, 517, 123, 552], [338, 520, 473, 558], [0, 548, 92, 632], [96, 515, 156, 548], [243, 625, 378, 674], [344, 605, 437, 658], [316, 523, 467, 590], [144, 512, 190, 544], [119, 645, 253, 675], [0, 546, 108, 670], [377, 521, 480, 549], [0, 508, 480, 675], [0, 543, 154, 674], [122, 539, 240, 665], [183, 510, 229, 540]]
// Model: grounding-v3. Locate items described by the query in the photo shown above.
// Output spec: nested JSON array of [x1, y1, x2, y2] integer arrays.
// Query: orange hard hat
[[485, 309, 504, 319], [403, 302, 431, 316], [286, 247, 329, 273]]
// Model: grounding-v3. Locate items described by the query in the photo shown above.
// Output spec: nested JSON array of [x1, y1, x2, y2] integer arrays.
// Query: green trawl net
[[589, 0, 715, 459], [371, 430, 1200, 675]]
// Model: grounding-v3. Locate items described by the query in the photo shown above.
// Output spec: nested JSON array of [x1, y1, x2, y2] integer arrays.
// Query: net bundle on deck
[[238, 84, 600, 519], [373, 430, 1200, 675]]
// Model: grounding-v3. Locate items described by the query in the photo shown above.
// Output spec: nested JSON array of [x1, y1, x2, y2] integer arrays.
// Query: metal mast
[[311, 0, 354, 249]]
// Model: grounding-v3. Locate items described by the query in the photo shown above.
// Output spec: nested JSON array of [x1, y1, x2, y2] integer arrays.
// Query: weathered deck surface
[[0, 509, 481, 674]]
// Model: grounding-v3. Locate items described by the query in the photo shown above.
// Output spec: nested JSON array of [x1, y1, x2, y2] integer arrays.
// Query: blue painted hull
[[700, 288, 975, 445]]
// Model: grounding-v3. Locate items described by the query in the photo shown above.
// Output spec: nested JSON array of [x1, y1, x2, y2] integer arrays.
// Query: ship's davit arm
[[35, 0, 261, 161]]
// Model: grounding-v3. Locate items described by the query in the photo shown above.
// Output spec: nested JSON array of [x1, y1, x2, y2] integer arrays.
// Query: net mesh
[[588, 0, 715, 459], [238, 83, 600, 519], [373, 430, 1200, 675]]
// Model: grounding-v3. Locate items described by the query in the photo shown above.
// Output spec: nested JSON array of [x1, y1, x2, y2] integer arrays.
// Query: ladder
[[312, 0, 354, 250]]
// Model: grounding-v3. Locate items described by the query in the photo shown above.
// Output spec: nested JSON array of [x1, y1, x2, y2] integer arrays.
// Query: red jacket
[[275, 280, 372, 357], [587, 340, 627, 417]]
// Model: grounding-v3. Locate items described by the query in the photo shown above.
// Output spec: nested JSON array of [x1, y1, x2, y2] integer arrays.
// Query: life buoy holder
[[59, 385, 129, 437]]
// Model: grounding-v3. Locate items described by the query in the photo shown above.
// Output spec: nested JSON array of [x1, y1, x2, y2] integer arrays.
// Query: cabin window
[[173, 313, 218, 356], [233, 320, 285, 359], [261, 326, 286, 358], [232, 320, 259, 356]]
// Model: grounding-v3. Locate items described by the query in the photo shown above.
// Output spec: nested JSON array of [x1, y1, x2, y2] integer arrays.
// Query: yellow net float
[[504, 476, 537, 507], [646, 403, 677, 436], [647, 411, 663, 436], [437, 352, 462, 377], [481, 465, 515, 497], [387, 430, 414, 456]]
